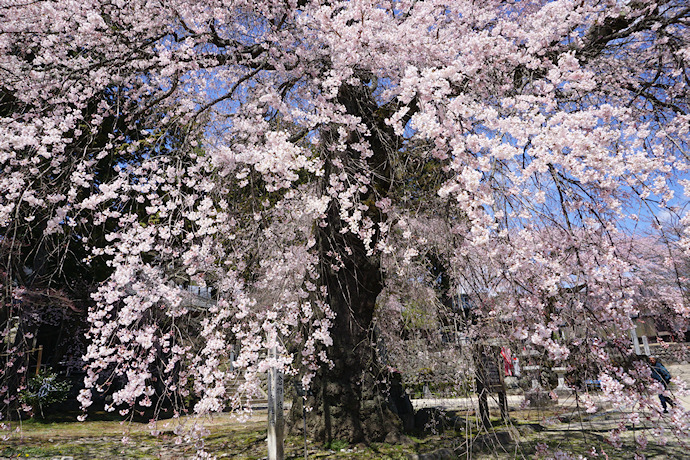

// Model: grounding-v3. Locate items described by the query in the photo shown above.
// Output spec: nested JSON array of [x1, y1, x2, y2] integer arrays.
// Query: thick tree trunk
[[288, 81, 406, 444], [288, 226, 402, 444]]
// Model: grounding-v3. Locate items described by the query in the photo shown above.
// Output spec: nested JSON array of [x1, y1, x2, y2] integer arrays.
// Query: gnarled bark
[[288, 81, 405, 443]]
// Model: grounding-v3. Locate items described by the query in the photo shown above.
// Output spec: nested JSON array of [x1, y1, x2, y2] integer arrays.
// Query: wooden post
[[302, 393, 308, 460], [498, 391, 508, 422], [475, 345, 505, 429], [267, 346, 284, 460], [630, 328, 641, 355], [35, 345, 43, 376], [477, 384, 490, 429], [641, 336, 650, 356]]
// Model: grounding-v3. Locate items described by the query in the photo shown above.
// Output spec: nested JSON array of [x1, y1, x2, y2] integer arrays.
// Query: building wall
[[648, 343, 690, 365]]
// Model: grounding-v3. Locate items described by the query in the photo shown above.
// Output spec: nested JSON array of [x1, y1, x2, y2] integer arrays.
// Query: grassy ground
[[1, 406, 688, 459], [1, 410, 462, 460]]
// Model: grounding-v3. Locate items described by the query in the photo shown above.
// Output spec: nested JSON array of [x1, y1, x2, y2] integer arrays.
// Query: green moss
[[326, 439, 349, 450], [3, 410, 687, 459]]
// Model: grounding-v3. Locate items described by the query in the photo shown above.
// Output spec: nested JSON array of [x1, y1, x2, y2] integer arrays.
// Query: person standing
[[649, 356, 674, 413]]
